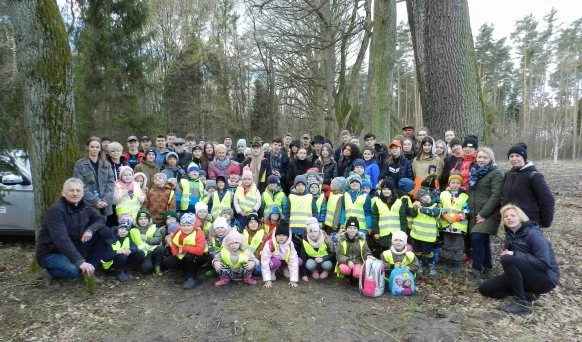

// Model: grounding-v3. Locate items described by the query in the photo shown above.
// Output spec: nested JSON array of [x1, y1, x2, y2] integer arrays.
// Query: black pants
[[163, 253, 205, 277], [140, 246, 165, 273], [478, 255, 556, 300], [113, 251, 144, 273]]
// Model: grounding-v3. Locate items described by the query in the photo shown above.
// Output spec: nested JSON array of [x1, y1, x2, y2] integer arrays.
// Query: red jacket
[[169, 222, 206, 256], [456, 153, 476, 191], [122, 151, 145, 167]]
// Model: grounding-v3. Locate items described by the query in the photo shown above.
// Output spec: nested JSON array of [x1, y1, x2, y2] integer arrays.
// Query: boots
[[214, 276, 231, 286], [499, 296, 532, 315], [243, 273, 257, 285], [442, 260, 451, 274], [116, 271, 130, 282], [154, 264, 163, 277], [451, 261, 462, 277]]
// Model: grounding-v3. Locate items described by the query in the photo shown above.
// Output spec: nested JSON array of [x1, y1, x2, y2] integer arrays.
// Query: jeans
[[40, 254, 81, 279], [305, 259, 333, 271], [471, 233, 492, 270]]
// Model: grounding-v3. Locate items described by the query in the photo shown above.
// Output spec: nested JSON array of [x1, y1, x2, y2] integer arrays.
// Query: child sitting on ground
[[130, 209, 165, 276], [243, 212, 267, 277], [206, 217, 232, 260], [261, 221, 301, 288], [381, 231, 419, 276], [212, 231, 259, 286], [102, 218, 143, 282], [221, 208, 242, 233], [300, 217, 334, 281], [335, 216, 372, 281], [195, 202, 212, 236]]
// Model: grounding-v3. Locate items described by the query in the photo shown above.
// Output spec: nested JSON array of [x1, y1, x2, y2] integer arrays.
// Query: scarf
[[390, 244, 407, 256], [306, 231, 325, 249], [469, 161, 495, 189], [214, 156, 231, 170], [250, 152, 264, 184]]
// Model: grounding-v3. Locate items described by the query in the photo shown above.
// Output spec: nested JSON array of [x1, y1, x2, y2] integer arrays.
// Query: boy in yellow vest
[[130, 208, 165, 276], [439, 172, 469, 276], [176, 165, 205, 215], [410, 188, 441, 277], [212, 231, 259, 286], [372, 179, 409, 252], [308, 180, 327, 223], [380, 231, 419, 277], [261, 175, 288, 220], [340, 174, 372, 234], [101, 218, 142, 282], [324, 177, 347, 250], [284, 175, 318, 249]]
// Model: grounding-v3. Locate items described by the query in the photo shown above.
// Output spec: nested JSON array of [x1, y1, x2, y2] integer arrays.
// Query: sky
[[396, 0, 582, 39]]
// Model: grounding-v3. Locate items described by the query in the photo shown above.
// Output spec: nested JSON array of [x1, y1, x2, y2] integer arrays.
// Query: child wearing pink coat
[[261, 221, 302, 288]]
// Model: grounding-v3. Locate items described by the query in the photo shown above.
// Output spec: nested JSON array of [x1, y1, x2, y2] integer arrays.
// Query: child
[[362, 179, 374, 197], [113, 166, 146, 221], [163, 213, 206, 289], [300, 217, 334, 281], [439, 171, 469, 276], [352, 159, 366, 179], [208, 175, 233, 221], [130, 209, 166, 276], [133, 172, 148, 194], [305, 167, 322, 185], [233, 167, 261, 225], [410, 188, 441, 276], [372, 179, 408, 252], [198, 170, 207, 183], [340, 174, 372, 235], [221, 208, 242, 232], [263, 207, 281, 236], [176, 165, 205, 214], [397, 178, 416, 234], [243, 213, 267, 277], [146, 172, 176, 226], [261, 175, 288, 220], [161, 152, 185, 182], [162, 210, 180, 234], [101, 218, 143, 282], [261, 221, 301, 288], [308, 180, 327, 223], [323, 177, 347, 250], [206, 217, 232, 260], [335, 217, 372, 280], [284, 175, 317, 239], [227, 163, 241, 192], [195, 202, 212, 236], [202, 180, 216, 205], [212, 231, 259, 286], [380, 231, 419, 277]]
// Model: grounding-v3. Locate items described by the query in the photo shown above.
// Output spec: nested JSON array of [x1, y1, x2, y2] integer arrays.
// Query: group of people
[[36, 125, 559, 315]]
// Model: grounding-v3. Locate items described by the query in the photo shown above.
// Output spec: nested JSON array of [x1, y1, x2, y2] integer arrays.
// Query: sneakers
[[243, 274, 257, 285], [183, 277, 197, 289], [41, 269, 60, 289], [154, 265, 163, 277], [214, 276, 230, 286], [500, 297, 532, 315], [116, 271, 130, 282], [428, 264, 437, 277]]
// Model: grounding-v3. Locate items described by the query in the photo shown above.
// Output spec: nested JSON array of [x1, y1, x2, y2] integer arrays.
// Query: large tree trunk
[[362, 0, 396, 141], [9, 0, 78, 232], [406, 0, 484, 140]]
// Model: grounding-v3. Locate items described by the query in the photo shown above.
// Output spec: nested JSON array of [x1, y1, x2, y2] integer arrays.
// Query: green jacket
[[468, 166, 503, 235]]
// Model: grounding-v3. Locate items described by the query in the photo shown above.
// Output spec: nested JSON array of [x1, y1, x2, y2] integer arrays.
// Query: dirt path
[[1, 161, 581, 341]]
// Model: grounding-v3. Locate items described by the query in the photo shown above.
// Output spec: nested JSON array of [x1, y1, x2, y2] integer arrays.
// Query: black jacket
[[314, 159, 337, 185], [36, 197, 108, 266], [379, 156, 413, 185], [502, 162, 555, 227]]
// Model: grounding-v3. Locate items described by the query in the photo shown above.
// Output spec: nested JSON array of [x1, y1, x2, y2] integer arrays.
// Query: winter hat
[[421, 174, 438, 190], [305, 168, 320, 180], [224, 133, 233, 140], [267, 175, 280, 185], [450, 137, 463, 147], [448, 170, 464, 185], [380, 178, 396, 192], [331, 177, 348, 192], [241, 166, 253, 180], [187, 165, 200, 174], [145, 147, 157, 155], [392, 231, 408, 245], [198, 170, 206, 178], [346, 174, 362, 185], [195, 201, 208, 213], [353, 158, 366, 169], [223, 230, 243, 248], [268, 207, 281, 218], [244, 147, 251, 156], [237, 138, 247, 148], [180, 213, 196, 225], [274, 220, 290, 237], [246, 212, 260, 226], [305, 217, 320, 232], [362, 179, 373, 189], [416, 188, 430, 200], [118, 215, 133, 229], [294, 175, 307, 187], [308, 180, 320, 191], [136, 208, 151, 220], [164, 210, 178, 221], [118, 166, 134, 178], [228, 163, 240, 175], [165, 152, 178, 162], [398, 178, 414, 193], [133, 172, 148, 186], [345, 216, 360, 230], [221, 208, 234, 217], [216, 175, 227, 184], [206, 180, 217, 190], [213, 216, 229, 229], [478, 147, 496, 163], [462, 136, 479, 149], [290, 139, 300, 148], [153, 172, 168, 183], [507, 143, 527, 162]]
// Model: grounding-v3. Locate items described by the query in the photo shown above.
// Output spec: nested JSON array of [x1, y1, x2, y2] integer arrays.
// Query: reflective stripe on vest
[[376, 199, 402, 237], [102, 237, 131, 270], [288, 193, 313, 229], [439, 191, 468, 233], [344, 193, 367, 230], [210, 191, 233, 218], [172, 229, 197, 259], [302, 239, 328, 257], [115, 182, 142, 220], [236, 184, 258, 213], [382, 250, 415, 266], [315, 195, 325, 216], [324, 193, 342, 227], [243, 229, 265, 253], [179, 179, 204, 210], [220, 248, 249, 268], [262, 191, 285, 215], [335, 239, 365, 277], [410, 203, 439, 242]]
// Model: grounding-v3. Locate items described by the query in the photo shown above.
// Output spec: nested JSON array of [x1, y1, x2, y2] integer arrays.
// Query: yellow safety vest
[[382, 250, 415, 266], [262, 190, 286, 216], [201, 220, 212, 235], [115, 182, 142, 220], [204, 235, 224, 254], [288, 193, 313, 229], [334, 239, 365, 278], [179, 178, 205, 210], [263, 239, 291, 263], [210, 191, 233, 218], [344, 193, 368, 230], [324, 193, 343, 227], [172, 229, 198, 259], [220, 248, 249, 268], [439, 191, 468, 233], [302, 239, 329, 257], [235, 184, 258, 213], [314, 195, 325, 217], [375, 199, 403, 237], [243, 229, 265, 253], [410, 203, 439, 243], [129, 225, 158, 253], [102, 237, 131, 270]]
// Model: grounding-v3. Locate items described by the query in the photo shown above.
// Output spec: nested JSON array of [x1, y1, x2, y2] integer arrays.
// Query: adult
[[122, 135, 144, 169], [283, 133, 293, 155], [166, 132, 176, 150], [140, 135, 151, 152], [208, 144, 240, 180], [223, 133, 235, 153], [184, 133, 197, 153], [134, 147, 160, 189], [334, 129, 352, 161], [100, 136, 111, 158], [301, 133, 314, 157], [201, 142, 215, 167], [154, 135, 171, 168], [439, 137, 463, 192], [286, 147, 313, 191], [411, 136, 443, 191], [502, 143, 555, 228], [243, 138, 271, 193], [266, 137, 289, 185], [36, 178, 109, 285], [363, 132, 388, 166], [467, 147, 503, 279], [444, 130, 455, 153], [235, 138, 247, 164], [336, 143, 361, 178], [172, 138, 192, 172], [289, 139, 300, 159], [454, 136, 478, 191], [107, 142, 128, 181], [73, 137, 115, 218], [309, 135, 325, 164], [401, 124, 415, 140], [313, 143, 337, 188], [479, 204, 559, 315], [402, 137, 416, 161], [415, 127, 429, 151], [190, 145, 208, 172], [379, 140, 413, 187], [350, 136, 360, 147]]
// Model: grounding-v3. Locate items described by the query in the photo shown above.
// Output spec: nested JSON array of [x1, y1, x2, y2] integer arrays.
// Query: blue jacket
[[364, 160, 380, 189], [379, 156, 413, 186], [339, 190, 372, 228], [504, 221, 559, 286]]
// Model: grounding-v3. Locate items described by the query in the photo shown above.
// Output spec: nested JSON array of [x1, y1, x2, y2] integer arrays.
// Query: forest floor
[[1, 161, 581, 342]]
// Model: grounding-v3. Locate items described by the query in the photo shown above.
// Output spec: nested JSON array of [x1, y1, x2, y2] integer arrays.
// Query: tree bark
[[406, 0, 484, 140], [9, 0, 78, 232]]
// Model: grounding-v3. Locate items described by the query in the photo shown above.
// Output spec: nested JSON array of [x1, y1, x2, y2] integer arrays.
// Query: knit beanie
[[448, 170, 463, 185], [180, 213, 196, 225], [275, 220, 290, 237], [362, 179, 373, 189], [195, 201, 208, 213], [145, 147, 157, 155], [305, 168, 320, 180], [294, 175, 307, 187], [206, 180, 217, 190], [353, 158, 366, 169], [246, 212, 260, 226], [507, 143, 527, 162], [267, 175, 280, 185], [213, 217, 229, 229], [331, 177, 348, 192], [165, 152, 178, 162], [290, 139, 300, 148], [398, 178, 414, 193], [164, 210, 178, 221], [228, 163, 240, 175], [305, 217, 320, 233], [187, 165, 200, 174], [463, 136, 479, 149], [268, 207, 281, 218], [118, 166, 134, 178], [118, 215, 133, 229], [308, 180, 320, 191], [224, 230, 243, 248], [154, 172, 167, 183], [346, 174, 362, 185], [198, 170, 206, 178], [221, 208, 234, 217], [416, 188, 430, 200], [450, 137, 463, 147], [136, 208, 151, 220], [237, 138, 247, 148], [380, 178, 396, 192], [242, 166, 253, 180], [345, 216, 360, 230], [392, 231, 408, 245]]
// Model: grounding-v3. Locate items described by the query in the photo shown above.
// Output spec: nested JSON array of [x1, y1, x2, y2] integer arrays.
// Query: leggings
[[339, 263, 363, 278]]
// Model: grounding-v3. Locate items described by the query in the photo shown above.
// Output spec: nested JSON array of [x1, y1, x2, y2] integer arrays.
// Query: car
[[0, 150, 35, 235]]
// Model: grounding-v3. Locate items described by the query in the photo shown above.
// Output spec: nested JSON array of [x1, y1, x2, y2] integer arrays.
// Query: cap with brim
[[146, 148, 156, 155], [127, 135, 138, 142], [173, 138, 185, 144], [402, 124, 414, 130], [141, 136, 150, 141], [389, 140, 402, 148], [302, 134, 310, 139]]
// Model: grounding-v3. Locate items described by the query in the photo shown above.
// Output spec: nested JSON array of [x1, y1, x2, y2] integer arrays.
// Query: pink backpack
[[359, 258, 385, 297]]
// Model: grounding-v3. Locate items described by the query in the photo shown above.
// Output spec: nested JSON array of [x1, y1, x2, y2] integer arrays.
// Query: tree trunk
[[362, 0, 396, 141], [9, 0, 78, 232], [406, 0, 484, 140]]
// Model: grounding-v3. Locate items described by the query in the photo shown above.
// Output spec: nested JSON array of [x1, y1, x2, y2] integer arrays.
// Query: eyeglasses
[[174, 143, 184, 146]]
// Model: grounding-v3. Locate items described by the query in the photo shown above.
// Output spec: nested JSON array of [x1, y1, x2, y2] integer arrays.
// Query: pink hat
[[242, 166, 253, 180], [228, 163, 240, 175]]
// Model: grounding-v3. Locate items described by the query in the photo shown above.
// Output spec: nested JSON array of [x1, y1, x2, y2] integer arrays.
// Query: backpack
[[388, 267, 417, 296], [358, 258, 385, 297]]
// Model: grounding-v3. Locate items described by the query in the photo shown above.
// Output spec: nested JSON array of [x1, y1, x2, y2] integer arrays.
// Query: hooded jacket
[[260, 233, 300, 282]]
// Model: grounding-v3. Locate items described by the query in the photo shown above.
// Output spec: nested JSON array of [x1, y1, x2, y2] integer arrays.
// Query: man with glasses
[[173, 137, 192, 171]]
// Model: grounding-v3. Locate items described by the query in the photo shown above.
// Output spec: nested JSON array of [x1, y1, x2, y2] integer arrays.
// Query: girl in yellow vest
[[129, 208, 166, 276], [308, 180, 327, 223], [372, 178, 410, 252], [439, 172, 470, 276], [263, 207, 281, 236], [208, 175, 234, 222], [324, 177, 347, 250], [339, 174, 372, 234], [113, 166, 146, 222], [299, 217, 334, 281], [242, 213, 267, 277], [261, 221, 301, 288], [284, 175, 317, 244], [206, 217, 232, 261], [335, 217, 372, 281], [410, 188, 442, 277], [380, 231, 419, 277], [194, 202, 212, 236], [212, 231, 259, 286], [234, 167, 261, 225], [176, 165, 205, 214], [101, 219, 142, 282]]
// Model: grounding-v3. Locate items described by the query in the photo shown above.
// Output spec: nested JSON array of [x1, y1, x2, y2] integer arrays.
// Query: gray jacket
[[73, 158, 115, 216]]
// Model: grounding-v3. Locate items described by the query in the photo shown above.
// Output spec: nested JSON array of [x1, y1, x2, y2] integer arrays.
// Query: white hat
[[392, 231, 408, 244]]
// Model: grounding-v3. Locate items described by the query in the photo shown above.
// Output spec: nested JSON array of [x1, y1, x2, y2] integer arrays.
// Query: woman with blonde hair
[[207, 144, 240, 181]]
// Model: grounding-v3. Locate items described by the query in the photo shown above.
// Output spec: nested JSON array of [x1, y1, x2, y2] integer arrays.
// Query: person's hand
[[124, 249, 132, 256], [314, 257, 323, 263], [476, 214, 485, 224], [213, 261, 223, 273], [413, 201, 421, 209], [301, 275, 309, 282], [79, 262, 95, 276], [116, 250, 125, 255], [263, 281, 273, 288], [374, 234, 380, 241], [348, 261, 354, 269], [289, 281, 299, 288], [81, 231, 93, 243], [96, 201, 107, 209], [501, 249, 514, 256], [243, 261, 255, 271], [273, 171, 281, 178]]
